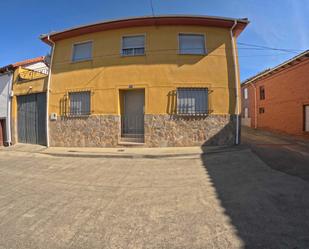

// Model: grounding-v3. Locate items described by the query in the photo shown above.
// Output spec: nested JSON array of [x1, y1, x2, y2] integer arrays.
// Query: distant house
[[40, 15, 249, 147], [241, 50, 309, 137], [0, 57, 49, 146]]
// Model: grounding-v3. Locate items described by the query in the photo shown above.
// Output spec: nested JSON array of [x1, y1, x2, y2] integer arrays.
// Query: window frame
[[259, 86, 265, 100], [68, 91, 92, 116], [244, 88, 248, 99], [121, 34, 146, 57], [259, 107, 265, 114], [176, 87, 209, 116], [244, 107, 249, 118], [178, 33, 207, 55], [71, 40, 93, 63]]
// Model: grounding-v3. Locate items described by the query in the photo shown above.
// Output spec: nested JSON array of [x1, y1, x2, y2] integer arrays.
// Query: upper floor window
[[69, 91, 91, 116], [244, 88, 248, 99], [72, 41, 93, 62], [122, 35, 145, 56], [179, 34, 206, 55], [177, 88, 208, 115], [259, 86, 265, 100]]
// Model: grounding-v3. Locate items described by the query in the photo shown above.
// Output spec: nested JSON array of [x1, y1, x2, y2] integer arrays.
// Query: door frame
[[0, 119, 6, 146], [120, 88, 145, 142], [304, 104, 309, 133]]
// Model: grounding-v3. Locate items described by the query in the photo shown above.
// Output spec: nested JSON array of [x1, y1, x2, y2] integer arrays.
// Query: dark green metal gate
[[17, 93, 46, 145]]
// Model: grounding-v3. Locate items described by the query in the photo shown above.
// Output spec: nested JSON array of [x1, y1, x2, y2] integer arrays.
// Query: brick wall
[[242, 59, 309, 136]]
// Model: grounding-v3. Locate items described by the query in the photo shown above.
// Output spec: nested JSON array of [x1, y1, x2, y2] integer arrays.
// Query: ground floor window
[[259, 107, 265, 114], [244, 107, 249, 118], [177, 88, 208, 115], [69, 91, 91, 116]]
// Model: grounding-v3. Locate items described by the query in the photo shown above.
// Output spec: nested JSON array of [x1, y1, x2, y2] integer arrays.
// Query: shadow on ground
[[201, 138, 309, 248]]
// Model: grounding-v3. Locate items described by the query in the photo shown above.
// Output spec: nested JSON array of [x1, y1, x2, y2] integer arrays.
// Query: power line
[[51, 49, 295, 66], [237, 42, 304, 53], [150, 0, 155, 17]]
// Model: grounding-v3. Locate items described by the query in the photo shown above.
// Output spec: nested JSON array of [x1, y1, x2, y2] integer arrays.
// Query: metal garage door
[[17, 93, 46, 145]]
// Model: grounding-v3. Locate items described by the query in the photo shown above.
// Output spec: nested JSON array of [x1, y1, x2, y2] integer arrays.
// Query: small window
[[177, 88, 208, 115], [179, 34, 206, 55], [69, 91, 91, 116], [72, 41, 92, 62], [244, 88, 248, 99], [259, 107, 265, 114], [244, 107, 249, 118], [122, 35, 145, 56], [259, 86, 265, 100]]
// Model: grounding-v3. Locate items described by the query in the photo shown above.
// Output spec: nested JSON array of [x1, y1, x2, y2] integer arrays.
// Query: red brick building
[[241, 50, 309, 137]]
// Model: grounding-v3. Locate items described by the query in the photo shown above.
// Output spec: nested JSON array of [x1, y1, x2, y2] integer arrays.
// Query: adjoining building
[[0, 68, 13, 146], [0, 57, 49, 146], [241, 50, 309, 137], [40, 15, 249, 147]]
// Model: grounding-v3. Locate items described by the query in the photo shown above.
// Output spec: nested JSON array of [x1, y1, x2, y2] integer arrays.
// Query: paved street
[[0, 144, 309, 249], [242, 126, 309, 182]]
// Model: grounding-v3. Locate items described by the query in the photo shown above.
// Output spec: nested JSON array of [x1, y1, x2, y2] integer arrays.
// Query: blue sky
[[0, 0, 308, 81]]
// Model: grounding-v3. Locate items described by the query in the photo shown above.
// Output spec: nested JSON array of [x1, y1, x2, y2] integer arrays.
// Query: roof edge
[[242, 50, 309, 86], [40, 15, 249, 45]]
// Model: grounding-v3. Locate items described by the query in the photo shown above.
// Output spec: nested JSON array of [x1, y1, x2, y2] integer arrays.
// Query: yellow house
[[9, 57, 49, 145], [40, 15, 249, 147]]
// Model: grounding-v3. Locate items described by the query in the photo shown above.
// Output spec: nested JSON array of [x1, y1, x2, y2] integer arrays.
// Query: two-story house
[[40, 15, 249, 147], [241, 50, 309, 137], [0, 57, 49, 146]]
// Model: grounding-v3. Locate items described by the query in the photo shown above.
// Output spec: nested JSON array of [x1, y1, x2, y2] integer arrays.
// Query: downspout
[[7, 71, 13, 146], [250, 82, 257, 128], [230, 20, 241, 145], [46, 35, 55, 147]]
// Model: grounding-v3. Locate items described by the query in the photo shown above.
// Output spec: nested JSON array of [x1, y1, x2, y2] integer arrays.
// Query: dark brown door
[[0, 120, 5, 146]]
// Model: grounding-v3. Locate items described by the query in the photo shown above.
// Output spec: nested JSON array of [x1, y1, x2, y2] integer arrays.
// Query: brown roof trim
[[12, 56, 45, 67], [0, 56, 46, 73], [242, 50, 309, 86], [40, 15, 249, 45]]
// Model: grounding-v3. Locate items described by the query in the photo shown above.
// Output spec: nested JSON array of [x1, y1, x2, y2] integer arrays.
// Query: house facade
[[8, 57, 49, 145], [40, 15, 248, 147], [241, 50, 309, 137]]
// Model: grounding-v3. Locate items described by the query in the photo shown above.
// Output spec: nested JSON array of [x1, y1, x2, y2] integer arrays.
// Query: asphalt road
[[0, 146, 309, 248], [241, 126, 309, 182]]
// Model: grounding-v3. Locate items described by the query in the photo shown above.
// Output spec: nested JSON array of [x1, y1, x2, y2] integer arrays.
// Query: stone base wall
[[49, 114, 236, 147], [145, 114, 236, 147], [49, 115, 120, 147]]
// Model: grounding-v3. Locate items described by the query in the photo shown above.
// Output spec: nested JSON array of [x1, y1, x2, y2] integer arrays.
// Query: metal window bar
[[69, 91, 91, 116], [177, 88, 208, 115]]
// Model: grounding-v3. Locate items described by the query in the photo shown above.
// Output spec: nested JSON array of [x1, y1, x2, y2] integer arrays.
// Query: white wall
[[0, 72, 13, 144], [25, 62, 48, 73]]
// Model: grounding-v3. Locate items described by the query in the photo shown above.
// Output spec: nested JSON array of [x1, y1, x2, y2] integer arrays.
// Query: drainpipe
[[250, 82, 257, 128], [7, 72, 13, 146], [46, 35, 55, 147], [230, 20, 241, 145]]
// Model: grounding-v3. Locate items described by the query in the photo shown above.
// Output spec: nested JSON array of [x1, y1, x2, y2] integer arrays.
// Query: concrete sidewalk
[[2, 143, 245, 159]]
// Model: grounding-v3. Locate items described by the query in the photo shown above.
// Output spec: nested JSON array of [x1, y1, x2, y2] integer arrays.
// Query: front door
[[305, 105, 309, 132], [0, 119, 5, 146], [121, 89, 145, 142]]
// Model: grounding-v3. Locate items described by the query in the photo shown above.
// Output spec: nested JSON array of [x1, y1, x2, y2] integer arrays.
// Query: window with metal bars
[[177, 88, 208, 115], [69, 91, 91, 116]]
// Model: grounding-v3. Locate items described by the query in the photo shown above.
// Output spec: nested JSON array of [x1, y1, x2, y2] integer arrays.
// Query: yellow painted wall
[[11, 67, 47, 119], [49, 25, 238, 115]]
